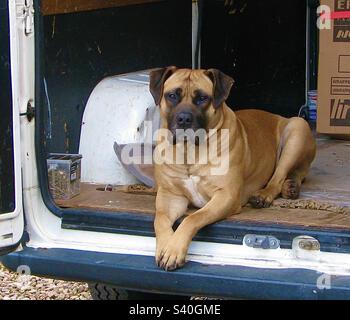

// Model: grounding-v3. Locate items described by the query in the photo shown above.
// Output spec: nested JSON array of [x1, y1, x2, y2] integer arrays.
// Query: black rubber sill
[[61, 209, 350, 254]]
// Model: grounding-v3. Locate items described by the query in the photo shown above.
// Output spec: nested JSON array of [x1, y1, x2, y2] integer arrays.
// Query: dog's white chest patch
[[183, 175, 207, 208]]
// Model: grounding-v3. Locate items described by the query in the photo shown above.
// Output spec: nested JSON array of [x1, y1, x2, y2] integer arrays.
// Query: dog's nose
[[176, 112, 193, 127]]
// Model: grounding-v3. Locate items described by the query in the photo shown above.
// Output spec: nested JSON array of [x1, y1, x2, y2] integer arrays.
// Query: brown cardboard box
[[317, 0, 350, 137]]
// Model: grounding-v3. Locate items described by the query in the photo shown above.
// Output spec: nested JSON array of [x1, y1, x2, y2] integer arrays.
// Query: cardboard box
[[317, 0, 350, 137]]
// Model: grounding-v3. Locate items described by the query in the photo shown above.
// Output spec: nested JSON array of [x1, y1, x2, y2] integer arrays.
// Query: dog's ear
[[204, 69, 234, 109], [149, 66, 177, 105]]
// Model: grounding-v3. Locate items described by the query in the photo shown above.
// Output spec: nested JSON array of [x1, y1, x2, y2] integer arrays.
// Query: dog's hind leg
[[281, 166, 309, 199], [248, 117, 316, 208]]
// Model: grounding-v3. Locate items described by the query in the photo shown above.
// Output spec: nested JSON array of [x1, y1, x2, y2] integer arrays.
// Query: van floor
[[57, 139, 350, 230]]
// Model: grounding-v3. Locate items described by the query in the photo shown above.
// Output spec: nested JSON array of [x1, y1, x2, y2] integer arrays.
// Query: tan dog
[[149, 67, 316, 271]]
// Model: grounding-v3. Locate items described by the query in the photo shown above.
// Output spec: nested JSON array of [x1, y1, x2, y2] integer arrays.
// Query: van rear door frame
[[0, 0, 35, 254], [33, 0, 350, 256]]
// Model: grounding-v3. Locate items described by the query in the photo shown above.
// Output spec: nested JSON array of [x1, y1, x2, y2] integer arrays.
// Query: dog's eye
[[168, 93, 177, 100], [195, 95, 209, 105]]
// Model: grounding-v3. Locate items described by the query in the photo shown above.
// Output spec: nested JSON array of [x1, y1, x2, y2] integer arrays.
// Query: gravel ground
[[0, 263, 213, 300], [0, 263, 92, 300]]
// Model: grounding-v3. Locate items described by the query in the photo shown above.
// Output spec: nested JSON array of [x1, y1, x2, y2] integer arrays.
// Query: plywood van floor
[[56, 139, 350, 230]]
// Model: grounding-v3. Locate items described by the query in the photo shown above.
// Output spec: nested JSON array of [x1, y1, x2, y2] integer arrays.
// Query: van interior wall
[[41, 0, 192, 154], [41, 0, 317, 154], [201, 0, 308, 116]]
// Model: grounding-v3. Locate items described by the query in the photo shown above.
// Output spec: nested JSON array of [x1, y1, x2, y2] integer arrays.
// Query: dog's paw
[[281, 179, 300, 199], [155, 235, 173, 266], [157, 241, 188, 271], [248, 194, 273, 208]]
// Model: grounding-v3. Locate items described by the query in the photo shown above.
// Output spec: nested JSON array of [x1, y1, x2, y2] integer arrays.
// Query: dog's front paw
[[158, 240, 188, 271], [155, 234, 173, 266]]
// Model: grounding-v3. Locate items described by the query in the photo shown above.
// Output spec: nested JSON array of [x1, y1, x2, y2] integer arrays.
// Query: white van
[[1, 0, 350, 299]]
